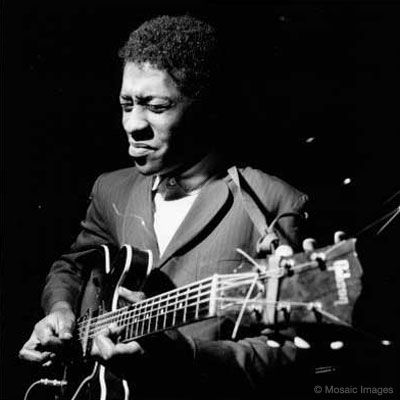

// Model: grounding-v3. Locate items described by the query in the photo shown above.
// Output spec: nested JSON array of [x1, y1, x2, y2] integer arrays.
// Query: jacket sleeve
[[41, 175, 116, 314], [124, 325, 312, 399]]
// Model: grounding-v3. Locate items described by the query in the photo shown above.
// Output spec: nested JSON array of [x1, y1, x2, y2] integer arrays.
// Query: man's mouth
[[129, 143, 156, 157]]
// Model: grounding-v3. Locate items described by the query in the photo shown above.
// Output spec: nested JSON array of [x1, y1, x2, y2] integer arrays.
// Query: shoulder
[[91, 166, 145, 197], [237, 165, 309, 212]]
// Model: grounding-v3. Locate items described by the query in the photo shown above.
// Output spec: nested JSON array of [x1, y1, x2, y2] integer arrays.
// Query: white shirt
[[153, 190, 199, 256], [151, 153, 220, 257]]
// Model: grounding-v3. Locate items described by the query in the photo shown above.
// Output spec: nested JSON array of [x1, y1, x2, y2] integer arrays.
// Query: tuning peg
[[257, 232, 279, 255], [330, 341, 344, 350], [302, 238, 316, 252], [334, 231, 346, 244], [274, 244, 294, 258], [294, 336, 311, 349], [266, 339, 281, 348]]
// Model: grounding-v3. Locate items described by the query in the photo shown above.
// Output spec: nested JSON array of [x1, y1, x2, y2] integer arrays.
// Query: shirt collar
[[152, 153, 222, 195]]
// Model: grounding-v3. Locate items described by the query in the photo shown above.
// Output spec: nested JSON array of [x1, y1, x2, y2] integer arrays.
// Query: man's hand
[[91, 287, 145, 364], [19, 301, 75, 365]]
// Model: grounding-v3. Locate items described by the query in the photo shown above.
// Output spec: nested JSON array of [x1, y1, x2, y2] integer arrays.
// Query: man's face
[[120, 62, 196, 175]]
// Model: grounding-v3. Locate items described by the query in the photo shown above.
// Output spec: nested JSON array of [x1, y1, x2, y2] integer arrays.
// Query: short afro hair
[[118, 15, 220, 98]]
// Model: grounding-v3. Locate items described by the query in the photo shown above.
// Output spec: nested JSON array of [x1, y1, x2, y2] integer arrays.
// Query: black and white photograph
[[1, 1, 399, 399]]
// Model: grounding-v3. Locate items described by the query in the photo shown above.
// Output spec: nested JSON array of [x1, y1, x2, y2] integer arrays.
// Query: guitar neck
[[77, 275, 219, 354], [76, 238, 362, 356]]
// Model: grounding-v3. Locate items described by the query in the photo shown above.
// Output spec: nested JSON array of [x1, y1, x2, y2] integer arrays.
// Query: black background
[[2, 1, 399, 399]]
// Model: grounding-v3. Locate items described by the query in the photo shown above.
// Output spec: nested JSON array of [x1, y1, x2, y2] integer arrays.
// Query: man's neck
[[153, 152, 223, 194]]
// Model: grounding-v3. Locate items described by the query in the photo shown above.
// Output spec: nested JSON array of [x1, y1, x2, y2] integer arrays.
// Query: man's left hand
[[91, 323, 144, 362], [91, 287, 145, 363]]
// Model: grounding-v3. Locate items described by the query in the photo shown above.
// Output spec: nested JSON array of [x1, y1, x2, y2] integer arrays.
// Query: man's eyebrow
[[136, 95, 173, 102], [119, 94, 173, 102]]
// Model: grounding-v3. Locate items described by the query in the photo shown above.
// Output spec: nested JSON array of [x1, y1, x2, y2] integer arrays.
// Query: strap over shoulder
[[228, 166, 302, 255]]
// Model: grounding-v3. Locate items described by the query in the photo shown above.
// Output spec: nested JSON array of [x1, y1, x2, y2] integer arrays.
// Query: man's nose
[[123, 109, 154, 141], [123, 107, 148, 134]]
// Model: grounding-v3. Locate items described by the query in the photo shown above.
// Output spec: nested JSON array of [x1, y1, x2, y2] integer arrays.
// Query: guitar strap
[[227, 166, 279, 255], [228, 166, 284, 324]]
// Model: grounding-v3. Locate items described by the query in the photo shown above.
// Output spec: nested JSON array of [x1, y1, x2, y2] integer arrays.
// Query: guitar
[[37, 238, 363, 400]]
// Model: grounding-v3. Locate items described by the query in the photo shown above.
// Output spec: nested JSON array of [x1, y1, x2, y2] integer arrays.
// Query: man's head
[[118, 15, 221, 175]]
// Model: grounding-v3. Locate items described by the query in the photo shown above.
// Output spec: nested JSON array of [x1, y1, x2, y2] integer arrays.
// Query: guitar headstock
[[215, 234, 363, 330], [270, 235, 363, 326]]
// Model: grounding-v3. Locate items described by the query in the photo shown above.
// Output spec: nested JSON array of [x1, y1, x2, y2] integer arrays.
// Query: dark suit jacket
[[42, 165, 310, 398]]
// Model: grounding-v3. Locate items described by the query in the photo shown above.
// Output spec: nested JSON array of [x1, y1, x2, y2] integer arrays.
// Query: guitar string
[[81, 275, 257, 333], [78, 252, 339, 332], [87, 298, 343, 344], [77, 274, 217, 328], [79, 277, 258, 338], [77, 244, 354, 341], [77, 280, 214, 330], [84, 300, 212, 341], [77, 274, 256, 331], [82, 296, 211, 339], [78, 256, 350, 338]]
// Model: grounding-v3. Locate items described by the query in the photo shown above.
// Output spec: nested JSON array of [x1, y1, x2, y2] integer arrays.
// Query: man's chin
[[132, 157, 155, 175], [132, 156, 182, 177], [132, 156, 166, 176]]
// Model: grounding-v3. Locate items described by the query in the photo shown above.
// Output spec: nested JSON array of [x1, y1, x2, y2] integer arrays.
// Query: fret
[[124, 305, 133, 341], [155, 297, 161, 331], [133, 304, 139, 338], [127, 305, 134, 340], [146, 298, 152, 335], [151, 298, 159, 332], [183, 288, 189, 323], [145, 298, 155, 335], [195, 283, 201, 319], [172, 291, 179, 326], [163, 292, 170, 329], [175, 289, 187, 326], [117, 308, 124, 328]]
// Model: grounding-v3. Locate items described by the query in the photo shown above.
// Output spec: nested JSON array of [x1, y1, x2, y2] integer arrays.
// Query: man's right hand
[[19, 301, 75, 365]]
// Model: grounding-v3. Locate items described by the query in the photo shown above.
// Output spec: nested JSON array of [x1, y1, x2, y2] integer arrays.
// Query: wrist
[[49, 301, 74, 314]]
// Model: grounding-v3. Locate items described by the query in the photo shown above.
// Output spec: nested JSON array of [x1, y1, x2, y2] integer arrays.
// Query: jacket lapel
[[157, 178, 230, 268], [122, 175, 160, 262]]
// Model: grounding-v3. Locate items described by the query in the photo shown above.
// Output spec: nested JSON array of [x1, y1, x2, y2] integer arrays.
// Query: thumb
[[118, 287, 146, 303], [57, 316, 74, 340]]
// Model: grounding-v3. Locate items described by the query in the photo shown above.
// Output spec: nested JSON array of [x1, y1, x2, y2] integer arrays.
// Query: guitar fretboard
[[77, 273, 258, 355], [77, 276, 216, 355]]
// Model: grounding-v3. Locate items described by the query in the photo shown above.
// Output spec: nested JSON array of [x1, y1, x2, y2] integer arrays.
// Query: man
[[19, 15, 309, 398]]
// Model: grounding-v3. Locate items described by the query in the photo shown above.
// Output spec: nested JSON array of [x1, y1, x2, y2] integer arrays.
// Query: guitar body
[[59, 244, 152, 400]]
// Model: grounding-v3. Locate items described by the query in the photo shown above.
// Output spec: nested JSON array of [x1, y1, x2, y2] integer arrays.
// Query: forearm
[[41, 175, 116, 314]]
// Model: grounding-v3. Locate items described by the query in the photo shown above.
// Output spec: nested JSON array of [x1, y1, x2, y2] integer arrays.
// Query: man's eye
[[147, 104, 170, 113], [120, 103, 133, 111]]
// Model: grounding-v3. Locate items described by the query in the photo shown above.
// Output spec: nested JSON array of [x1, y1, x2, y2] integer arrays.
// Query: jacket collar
[[157, 174, 230, 268], [123, 154, 231, 268]]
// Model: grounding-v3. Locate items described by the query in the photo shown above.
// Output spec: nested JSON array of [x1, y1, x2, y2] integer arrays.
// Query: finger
[[26, 329, 62, 352], [38, 335, 64, 349], [43, 360, 53, 368], [55, 314, 74, 340], [118, 287, 145, 303], [19, 347, 54, 363], [35, 323, 56, 345], [92, 330, 115, 360], [108, 323, 124, 338], [113, 341, 144, 356], [57, 323, 73, 340]]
